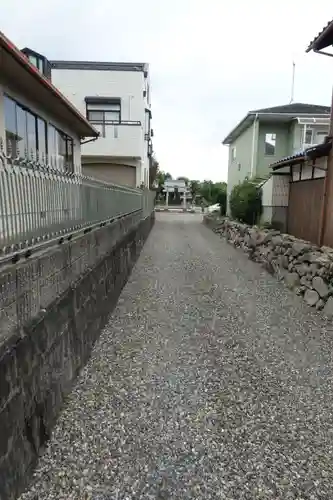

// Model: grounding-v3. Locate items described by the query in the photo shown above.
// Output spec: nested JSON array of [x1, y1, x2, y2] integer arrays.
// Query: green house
[[222, 103, 330, 211]]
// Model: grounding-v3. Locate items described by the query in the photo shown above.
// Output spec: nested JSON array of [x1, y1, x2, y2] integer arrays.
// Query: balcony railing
[[82, 121, 144, 158], [0, 140, 154, 259], [89, 120, 141, 139]]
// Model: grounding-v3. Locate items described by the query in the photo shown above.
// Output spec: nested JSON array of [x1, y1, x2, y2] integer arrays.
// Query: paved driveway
[[21, 212, 333, 499]]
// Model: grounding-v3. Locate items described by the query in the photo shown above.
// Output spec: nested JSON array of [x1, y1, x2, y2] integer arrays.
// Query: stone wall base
[[204, 214, 333, 317]]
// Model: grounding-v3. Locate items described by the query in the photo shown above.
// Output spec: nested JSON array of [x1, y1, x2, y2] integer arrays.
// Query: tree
[[229, 179, 262, 225], [216, 185, 227, 215], [199, 180, 214, 204], [149, 156, 159, 189], [197, 180, 227, 206], [177, 176, 189, 185], [190, 180, 200, 201]]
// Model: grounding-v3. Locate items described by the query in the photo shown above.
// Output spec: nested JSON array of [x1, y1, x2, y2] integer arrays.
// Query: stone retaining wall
[[0, 211, 154, 500], [204, 214, 333, 317]]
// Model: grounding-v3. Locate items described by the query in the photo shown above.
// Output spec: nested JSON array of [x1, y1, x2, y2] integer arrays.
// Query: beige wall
[[83, 163, 137, 187]]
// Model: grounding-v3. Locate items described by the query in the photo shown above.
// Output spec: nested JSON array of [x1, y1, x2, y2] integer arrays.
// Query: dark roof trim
[[51, 60, 148, 72], [85, 96, 121, 104], [21, 46, 47, 61], [306, 139, 332, 159], [306, 19, 333, 52], [271, 140, 332, 170], [0, 32, 98, 138]]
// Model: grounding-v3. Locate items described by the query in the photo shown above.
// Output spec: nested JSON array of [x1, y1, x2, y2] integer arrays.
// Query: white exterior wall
[[51, 67, 150, 187], [262, 174, 289, 208], [261, 177, 273, 207], [0, 79, 81, 171], [261, 174, 290, 228]]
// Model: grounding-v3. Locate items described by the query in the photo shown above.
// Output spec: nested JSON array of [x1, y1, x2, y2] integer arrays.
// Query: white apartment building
[[48, 59, 153, 188], [0, 42, 97, 171]]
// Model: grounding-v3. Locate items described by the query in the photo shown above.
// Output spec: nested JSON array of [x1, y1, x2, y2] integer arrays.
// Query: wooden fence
[[287, 178, 325, 245]]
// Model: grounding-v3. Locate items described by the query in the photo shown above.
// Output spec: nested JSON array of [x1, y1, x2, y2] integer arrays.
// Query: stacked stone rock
[[204, 215, 333, 318]]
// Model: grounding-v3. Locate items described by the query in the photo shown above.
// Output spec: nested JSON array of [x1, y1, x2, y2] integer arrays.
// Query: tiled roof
[[271, 151, 306, 169], [250, 103, 330, 115], [306, 19, 333, 52], [271, 141, 332, 170]]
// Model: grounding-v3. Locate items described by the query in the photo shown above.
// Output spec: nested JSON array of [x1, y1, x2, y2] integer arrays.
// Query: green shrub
[[229, 179, 262, 225], [216, 190, 227, 216]]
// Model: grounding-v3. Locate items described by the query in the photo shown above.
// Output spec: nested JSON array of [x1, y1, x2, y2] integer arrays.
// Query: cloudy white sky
[[1, 1, 333, 181]]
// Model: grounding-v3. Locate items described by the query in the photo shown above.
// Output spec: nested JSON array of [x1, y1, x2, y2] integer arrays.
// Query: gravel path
[[20, 213, 333, 500]]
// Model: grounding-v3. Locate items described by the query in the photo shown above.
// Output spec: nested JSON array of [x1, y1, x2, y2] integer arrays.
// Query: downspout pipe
[[80, 136, 99, 145], [250, 113, 258, 178]]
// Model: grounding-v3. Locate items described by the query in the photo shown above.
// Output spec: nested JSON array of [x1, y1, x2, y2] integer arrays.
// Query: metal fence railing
[[0, 143, 154, 256]]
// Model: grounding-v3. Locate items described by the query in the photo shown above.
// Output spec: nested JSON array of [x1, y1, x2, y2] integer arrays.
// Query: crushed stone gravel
[[19, 213, 333, 499]]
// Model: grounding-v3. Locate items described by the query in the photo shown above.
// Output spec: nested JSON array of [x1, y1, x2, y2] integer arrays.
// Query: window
[[4, 95, 45, 158], [231, 147, 236, 161], [4, 95, 18, 155], [37, 118, 47, 158], [28, 54, 44, 73], [26, 111, 37, 157], [316, 131, 327, 144], [3, 95, 73, 169], [48, 125, 74, 172], [264, 133, 276, 156], [86, 99, 121, 138], [305, 128, 313, 145]]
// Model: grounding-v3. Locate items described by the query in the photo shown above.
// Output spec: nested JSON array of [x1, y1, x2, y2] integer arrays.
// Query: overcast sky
[[1, 1, 333, 181]]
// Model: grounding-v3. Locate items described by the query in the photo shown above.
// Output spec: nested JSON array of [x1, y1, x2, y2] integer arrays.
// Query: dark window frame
[[4, 94, 74, 172], [86, 99, 121, 138], [48, 123, 74, 173], [4, 94, 48, 159], [264, 132, 277, 156], [21, 48, 52, 80]]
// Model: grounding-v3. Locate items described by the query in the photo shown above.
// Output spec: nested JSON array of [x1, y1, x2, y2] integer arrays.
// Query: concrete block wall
[[0, 211, 154, 500]]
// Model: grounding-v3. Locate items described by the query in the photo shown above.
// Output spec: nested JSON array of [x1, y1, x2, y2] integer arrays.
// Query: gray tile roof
[[250, 103, 330, 115], [222, 103, 330, 145]]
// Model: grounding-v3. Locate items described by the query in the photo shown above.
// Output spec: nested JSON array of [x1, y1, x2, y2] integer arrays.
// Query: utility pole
[[318, 86, 333, 245], [289, 61, 295, 104]]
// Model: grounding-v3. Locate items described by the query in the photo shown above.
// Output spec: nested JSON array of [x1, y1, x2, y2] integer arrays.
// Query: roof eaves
[[222, 113, 255, 145], [222, 108, 330, 145], [51, 60, 147, 72], [0, 31, 99, 138], [306, 19, 333, 52]]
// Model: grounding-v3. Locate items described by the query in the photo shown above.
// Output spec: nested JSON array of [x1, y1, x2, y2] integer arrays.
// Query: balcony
[[82, 121, 144, 159]]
